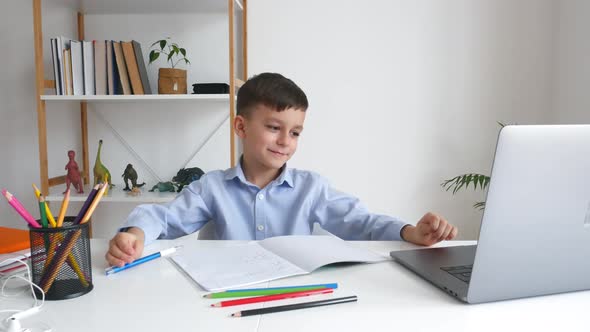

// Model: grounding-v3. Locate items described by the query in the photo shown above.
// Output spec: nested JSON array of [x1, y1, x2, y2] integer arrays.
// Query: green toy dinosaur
[[93, 139, 113, 188], [149, 181, 178, 192]]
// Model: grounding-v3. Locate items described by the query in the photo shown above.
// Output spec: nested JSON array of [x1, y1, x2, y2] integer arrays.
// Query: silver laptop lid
[[468, 125, 590, 303]]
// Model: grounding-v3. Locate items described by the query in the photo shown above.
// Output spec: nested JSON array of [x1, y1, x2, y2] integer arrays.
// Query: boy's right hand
[[105, 227, 145, 267]]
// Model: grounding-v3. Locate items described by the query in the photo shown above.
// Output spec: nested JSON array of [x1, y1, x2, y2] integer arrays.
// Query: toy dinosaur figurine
[[122, 164, 145, 191], [64, 150, 84, 194], [149, 181, 178, 192], [172, 167, 204, 192], [93, 139, 113, 188]]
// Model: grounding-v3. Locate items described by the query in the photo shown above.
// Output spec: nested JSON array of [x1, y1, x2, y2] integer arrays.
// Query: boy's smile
[[235, 104, 306, 187]]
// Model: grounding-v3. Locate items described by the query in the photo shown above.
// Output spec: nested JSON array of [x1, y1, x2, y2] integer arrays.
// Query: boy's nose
[[277, 132, 290, 145]]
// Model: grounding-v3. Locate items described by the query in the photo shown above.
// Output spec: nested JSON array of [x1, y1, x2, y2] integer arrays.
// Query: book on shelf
[[49, 38, 152, 96], [50, 38, 61, 95], [94, 40, 107, 95], [171, 235, 388, 291], [56, 36, 72, 95], [121, 41, 144, 94], [63, 48, 73, 95], [106, 40, 118, 95], [82, 40, 95, 95], [112, 41, 132, 95], [132, 40, 152, 94], [70, 40, 84, 96]]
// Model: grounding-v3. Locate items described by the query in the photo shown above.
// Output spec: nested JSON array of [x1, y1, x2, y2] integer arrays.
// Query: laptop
[[390, 125, 590, 304]]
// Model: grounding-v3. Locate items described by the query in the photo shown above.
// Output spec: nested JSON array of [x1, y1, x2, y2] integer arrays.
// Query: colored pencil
[[105, 246, 181, 275], [211, 288, 333, 307], [1, 190, 41, 228], [204, 283, 338, 299], [72, 184, 99, 225], [32, 184, 56, 227], [231, 296, 358, 317], [56, 189, 70, 227], [39, 196, 48, 228], [80, 182, 107, 224]]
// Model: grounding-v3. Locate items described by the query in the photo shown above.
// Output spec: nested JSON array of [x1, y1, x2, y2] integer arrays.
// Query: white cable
[[0, 258, 44, 320]]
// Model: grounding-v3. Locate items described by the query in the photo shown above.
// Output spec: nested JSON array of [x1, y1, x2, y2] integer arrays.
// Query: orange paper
[[0, 227, 30, 254]]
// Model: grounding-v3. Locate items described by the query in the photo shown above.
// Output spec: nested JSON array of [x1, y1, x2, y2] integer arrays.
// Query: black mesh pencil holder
[[29, 216, 93, 300]]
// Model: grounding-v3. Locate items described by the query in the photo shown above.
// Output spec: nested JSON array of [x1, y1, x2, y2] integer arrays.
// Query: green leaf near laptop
[[441, 174, 490, 210], [440, 122, 507, 211]]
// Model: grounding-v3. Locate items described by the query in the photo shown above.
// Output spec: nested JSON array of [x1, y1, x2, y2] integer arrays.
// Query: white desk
[[1, 236, 588, 332]]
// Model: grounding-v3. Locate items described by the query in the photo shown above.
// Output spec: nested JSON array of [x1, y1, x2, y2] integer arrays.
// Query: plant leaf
[[441, 173, 490, 195], [473, 201, 486, 210], [167, 52, 174, 62], [150, 39, 164, 47], [149, 50, 160, 64], [172, 45, 180, 54], [184, 58, 190, 65], [180, 48, 186, 57], [160, 40, 167, 50]]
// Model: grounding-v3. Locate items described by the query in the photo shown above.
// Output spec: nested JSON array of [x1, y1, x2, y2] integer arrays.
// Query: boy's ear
[[234, 115, 247, 139]]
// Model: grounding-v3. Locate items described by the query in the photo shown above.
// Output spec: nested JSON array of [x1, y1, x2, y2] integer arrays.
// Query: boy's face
[[235, 104, 306, 172]]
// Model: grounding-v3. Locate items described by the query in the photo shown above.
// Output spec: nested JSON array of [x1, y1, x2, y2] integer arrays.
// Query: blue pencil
[[105, 246, 181, 275]]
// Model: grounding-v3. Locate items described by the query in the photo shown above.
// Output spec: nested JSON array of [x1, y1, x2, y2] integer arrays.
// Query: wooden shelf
[[41, 94, 231, 102], [46, 184, 178, 203], [54, 0, 243, 14]]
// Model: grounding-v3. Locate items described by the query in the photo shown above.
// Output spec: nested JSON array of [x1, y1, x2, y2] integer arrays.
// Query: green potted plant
[[440, 122, 507, 210], [149, 38, 191, 94]]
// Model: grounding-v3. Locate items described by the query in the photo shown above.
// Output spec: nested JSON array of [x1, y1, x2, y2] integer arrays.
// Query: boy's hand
[[401, 212, 458, 246], [105, 227, 145, 267]]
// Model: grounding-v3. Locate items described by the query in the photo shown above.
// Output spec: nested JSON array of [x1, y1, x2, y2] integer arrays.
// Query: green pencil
[[39, 196, 48, 228], [204, 283, 338, 299]]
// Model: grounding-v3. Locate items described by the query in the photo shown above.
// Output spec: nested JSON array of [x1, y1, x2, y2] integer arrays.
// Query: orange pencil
[[80, 183, 108, 224], [57, 189, 70, 227]]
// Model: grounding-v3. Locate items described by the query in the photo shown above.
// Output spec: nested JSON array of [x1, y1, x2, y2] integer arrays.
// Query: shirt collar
[[224, 157, 294, 188]]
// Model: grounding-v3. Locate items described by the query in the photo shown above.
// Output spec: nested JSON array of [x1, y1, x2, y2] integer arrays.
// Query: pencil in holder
[[29, 216, 93, 300]]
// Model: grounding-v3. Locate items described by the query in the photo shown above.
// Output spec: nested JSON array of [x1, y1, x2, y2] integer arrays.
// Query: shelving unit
[[40, 94, 234, 102], [32, 0, 248, 203]]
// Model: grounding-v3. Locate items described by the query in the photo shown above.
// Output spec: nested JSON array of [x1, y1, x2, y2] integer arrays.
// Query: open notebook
[[170, 235, 388, 291]]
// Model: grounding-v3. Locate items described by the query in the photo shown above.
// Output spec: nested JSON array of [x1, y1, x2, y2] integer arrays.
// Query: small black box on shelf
[[192, 83, 230, 94]]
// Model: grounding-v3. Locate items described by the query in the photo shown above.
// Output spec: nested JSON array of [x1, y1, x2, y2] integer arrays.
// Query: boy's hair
[[237, 73, 308, 117]]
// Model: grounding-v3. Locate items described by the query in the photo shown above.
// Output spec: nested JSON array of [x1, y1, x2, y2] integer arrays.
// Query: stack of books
[[0, 227, 31, 276], [50, 38, 152, 96]]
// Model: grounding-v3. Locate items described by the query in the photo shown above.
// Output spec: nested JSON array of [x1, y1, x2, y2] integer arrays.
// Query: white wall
[[249, 0, 555, 239], [552, 0, 590, 124], [0, 0, 569, 240]]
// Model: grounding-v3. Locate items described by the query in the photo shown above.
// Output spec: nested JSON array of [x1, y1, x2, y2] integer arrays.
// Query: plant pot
[[158, 68, 187, 94]]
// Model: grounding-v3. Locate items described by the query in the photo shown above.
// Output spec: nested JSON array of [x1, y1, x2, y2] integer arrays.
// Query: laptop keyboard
[[441, 265, 473, 283]]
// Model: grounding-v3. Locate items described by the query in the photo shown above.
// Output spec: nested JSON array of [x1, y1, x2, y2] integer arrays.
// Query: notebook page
[[171, 242, 306, 291], [259, 235, 388, 273]]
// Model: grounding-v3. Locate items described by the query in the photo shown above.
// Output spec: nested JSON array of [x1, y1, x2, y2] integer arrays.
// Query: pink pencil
[[2, 189, 42, 228]]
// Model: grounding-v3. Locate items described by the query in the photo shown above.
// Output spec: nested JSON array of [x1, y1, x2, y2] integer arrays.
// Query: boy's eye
[[291, 131, 300, 137], [266, 125, 280, 131]]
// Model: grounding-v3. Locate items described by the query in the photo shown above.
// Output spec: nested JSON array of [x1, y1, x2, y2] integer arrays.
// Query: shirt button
[[258, 193, 265, 200], [257, 225, 264, 231]]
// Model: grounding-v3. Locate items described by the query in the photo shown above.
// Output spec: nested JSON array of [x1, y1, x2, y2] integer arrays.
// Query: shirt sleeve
[[122, 177, 213, 245], [310, 176, 408, 241]]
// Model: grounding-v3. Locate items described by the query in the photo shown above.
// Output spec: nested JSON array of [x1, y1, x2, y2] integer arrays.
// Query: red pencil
[[210, 288, 334, 307]]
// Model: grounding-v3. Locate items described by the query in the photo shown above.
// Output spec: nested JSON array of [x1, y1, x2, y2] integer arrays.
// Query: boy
[[106, 73, 458, 267]]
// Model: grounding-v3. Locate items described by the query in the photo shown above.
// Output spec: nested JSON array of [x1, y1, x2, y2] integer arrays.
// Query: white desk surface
[[1, 236, 588, 332]]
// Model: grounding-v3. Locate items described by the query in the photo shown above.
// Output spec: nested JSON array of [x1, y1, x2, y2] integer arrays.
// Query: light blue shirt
[[124, 163, 408, 245]]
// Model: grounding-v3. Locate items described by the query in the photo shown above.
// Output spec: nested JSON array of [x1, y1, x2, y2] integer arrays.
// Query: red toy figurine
[[64, 150, 84, 194]]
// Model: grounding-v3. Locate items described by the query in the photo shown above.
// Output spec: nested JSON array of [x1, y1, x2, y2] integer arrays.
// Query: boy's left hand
[[401, 212, 458, 246]]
